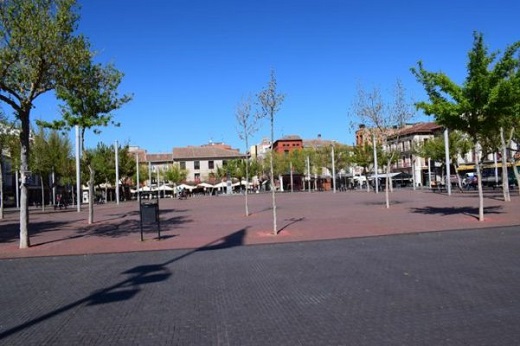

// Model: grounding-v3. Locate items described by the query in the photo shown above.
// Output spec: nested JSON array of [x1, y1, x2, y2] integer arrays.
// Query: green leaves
[[412, 32, 520, 145]]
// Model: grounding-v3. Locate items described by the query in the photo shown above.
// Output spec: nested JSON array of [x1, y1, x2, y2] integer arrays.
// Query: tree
[[163, 164, 188, 185], [257, 70, 285, 235], [350, 80, 414, 208], [412, 130, 472, 190], [351, 142, 378, 191], [31, 126, 53, 210], [43, 60, 132, 224], [510, 128, 520, 189], [87, 142, 116, 201], [0, 112, 16, 219], [0, 0, 93, 248], [236, 96, 259, 216], [411, 32, 520, 220]]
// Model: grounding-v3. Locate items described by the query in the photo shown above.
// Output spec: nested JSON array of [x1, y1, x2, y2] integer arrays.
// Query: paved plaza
[[1, 190, 519, 344]]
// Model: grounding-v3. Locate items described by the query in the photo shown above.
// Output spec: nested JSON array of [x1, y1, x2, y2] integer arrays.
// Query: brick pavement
[[1, 189, 519, 258], [0, 225, 518, 345], [1, 189, 519, 345]]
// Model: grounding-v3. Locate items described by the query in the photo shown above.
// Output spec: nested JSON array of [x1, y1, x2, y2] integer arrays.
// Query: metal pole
[[148, 162, 152, 190], [136, 153, 140, 205], [75, 125, 81, 212], [157, 166, 161, 198], [444, 129, 451, 195], [428, 158, 432, 189], [52, 168, 56, 206], [115, 141, 120, 204], [494, 152, 499, 185], [331, 144, 336, 193], [307, 156, 311, 192], [290, 161, 294, 193], [15, 170, 19, 209], [373, 133, 379, 193]]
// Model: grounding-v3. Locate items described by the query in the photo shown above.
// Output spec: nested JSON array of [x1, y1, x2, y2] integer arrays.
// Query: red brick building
[[272, 135, 303, 154]]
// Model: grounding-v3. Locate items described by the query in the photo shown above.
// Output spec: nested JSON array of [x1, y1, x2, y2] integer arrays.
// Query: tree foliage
[[163, 164, 188, 185], [350, 80, 415, 206], [412, 32, 520, 218], [0, 0, 91, 248]]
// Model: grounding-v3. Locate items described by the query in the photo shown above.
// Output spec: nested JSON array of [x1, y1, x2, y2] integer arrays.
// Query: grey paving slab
[[1, 226, 519, 345]]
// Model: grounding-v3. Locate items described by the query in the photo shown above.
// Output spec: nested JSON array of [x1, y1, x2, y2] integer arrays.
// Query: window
[[180, 161, 186, 170], [194, 173, 200, 181], [208, 160, 214, 169], [194, 161, 200, 170]]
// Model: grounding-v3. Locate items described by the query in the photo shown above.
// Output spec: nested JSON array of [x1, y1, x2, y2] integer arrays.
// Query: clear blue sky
[[31, 0, 520, 154]]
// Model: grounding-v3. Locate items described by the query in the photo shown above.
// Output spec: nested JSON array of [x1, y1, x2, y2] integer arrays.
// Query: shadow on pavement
[[279, 217, 305, 233], [0, 220, 74, 244], [410, 205, 504, 220], [0, 227, 248, 340]]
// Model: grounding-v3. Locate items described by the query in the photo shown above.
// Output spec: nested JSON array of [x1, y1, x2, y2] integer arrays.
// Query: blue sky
[[30, 0, 520, 154]]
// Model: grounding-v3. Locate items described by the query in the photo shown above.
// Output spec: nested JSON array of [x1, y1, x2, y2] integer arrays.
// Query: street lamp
[[115, 140, 120, 204], [331, 142, 336, 193]]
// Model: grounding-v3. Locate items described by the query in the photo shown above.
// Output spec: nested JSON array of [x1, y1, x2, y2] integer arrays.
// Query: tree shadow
[[410, 205, 504, 220], [362, 200, 404, 206], [197, 228, 247, 251], [0, 219, 73, 244], [279, 217, 305, 233], [0, 227, 247, 340]]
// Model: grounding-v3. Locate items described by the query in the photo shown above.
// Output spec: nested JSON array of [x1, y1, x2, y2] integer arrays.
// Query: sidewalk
[[1, 189, 519, 259]]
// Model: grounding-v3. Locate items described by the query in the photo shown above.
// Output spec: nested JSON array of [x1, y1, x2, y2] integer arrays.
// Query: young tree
[[351, 142, 377, 191], [88, 142, 116, 201], [412, 130, 472, 190], [350, 80, 414, 208], [510, 128, 520, 190], [0, 0, 92, 248], [0, 113, 16, 219], [43, 61, 132, 224], [163, 164, 188, 185], [257, 70, 285, 235], [412, 32, 520, 220], [31, 126, 53, 210], [236, 96, 258, 216]]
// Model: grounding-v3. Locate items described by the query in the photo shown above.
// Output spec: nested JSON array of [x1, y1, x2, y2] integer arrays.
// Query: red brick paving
[[1, 189, 519, 259]]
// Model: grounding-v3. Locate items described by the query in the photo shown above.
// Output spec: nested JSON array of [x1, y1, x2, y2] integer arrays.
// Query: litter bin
[[139, 199, 160, 241]]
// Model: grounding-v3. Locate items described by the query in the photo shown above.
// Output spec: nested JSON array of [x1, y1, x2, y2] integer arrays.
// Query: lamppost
[[444, 128, 451, 196], [373, 133, 379, 194], [115, 140, 120, 204], [331, 142, 336, 193], [136, 153, 140, 204], [75, 125, 81, 211]]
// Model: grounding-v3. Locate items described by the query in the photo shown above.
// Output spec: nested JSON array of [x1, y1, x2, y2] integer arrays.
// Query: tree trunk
[[244, 143, 250, 216], [500, 127, 511, 202], [270, 119, 277, 235], [19, 109, 31, 248], [88, 165, 95, 224], [270, 153, 277, 235]]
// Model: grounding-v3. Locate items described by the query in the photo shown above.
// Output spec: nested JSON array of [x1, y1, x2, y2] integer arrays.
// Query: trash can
[[139, 199, 160, 241]]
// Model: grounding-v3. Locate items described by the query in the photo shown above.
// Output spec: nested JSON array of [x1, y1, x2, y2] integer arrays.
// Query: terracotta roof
[[390, 122, 442, 138], [303, 139, 336, 149], [173, 146, 245, 160], [277, 135, 302, 141], [146, 153, 173, 162]]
